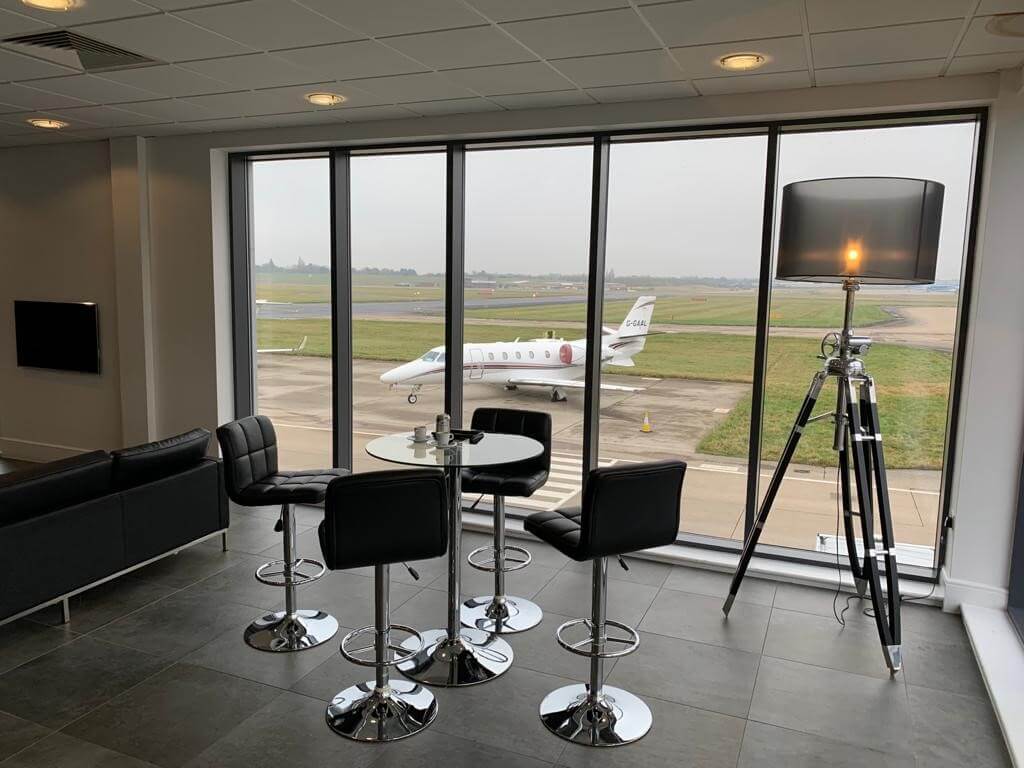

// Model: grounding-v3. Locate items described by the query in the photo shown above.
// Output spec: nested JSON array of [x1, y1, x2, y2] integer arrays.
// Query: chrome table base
[[539, 684, 652, 747], [398, 627, 513, 687], [244, 609, 339, 653], [326, 680, 437, 742], [461, 595, 543, 634]]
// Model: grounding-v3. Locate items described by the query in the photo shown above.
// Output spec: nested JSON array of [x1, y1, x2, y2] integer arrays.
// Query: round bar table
[[366, 431, 543, 687]]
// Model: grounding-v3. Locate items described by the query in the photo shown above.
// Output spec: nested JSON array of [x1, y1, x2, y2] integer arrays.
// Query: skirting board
[[962, 605, 1023, 766], [0, 437, 89, 462], [942, 566, 1010, 611]]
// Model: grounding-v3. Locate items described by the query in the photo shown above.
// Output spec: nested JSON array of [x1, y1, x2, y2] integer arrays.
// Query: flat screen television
[[14, 300, 101, 374]]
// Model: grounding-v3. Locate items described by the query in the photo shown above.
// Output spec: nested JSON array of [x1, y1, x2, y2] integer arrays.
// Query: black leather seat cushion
[[524, 506, 585, 560], [0, 451, 113, 526], [461, 408, 552, 498], [461, 468, 548, 498], [236, 468, 350, 505], [112, 428, 212, 490]]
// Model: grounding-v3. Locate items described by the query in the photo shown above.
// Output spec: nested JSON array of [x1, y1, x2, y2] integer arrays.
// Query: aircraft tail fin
[[613, 296, 655, 352]]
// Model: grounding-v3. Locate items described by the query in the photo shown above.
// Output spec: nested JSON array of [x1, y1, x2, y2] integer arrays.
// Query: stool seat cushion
[[524, 506, 585, 561], [461, 468, 549, 498], [236, 468, 350, 506]]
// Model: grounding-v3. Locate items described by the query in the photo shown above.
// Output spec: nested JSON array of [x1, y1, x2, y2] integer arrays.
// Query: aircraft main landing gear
[[550, 388, 567, 403], [407, 393, 418, 404]]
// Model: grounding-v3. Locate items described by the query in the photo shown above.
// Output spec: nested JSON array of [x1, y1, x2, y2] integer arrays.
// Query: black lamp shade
[[776, 177, 944, 284]]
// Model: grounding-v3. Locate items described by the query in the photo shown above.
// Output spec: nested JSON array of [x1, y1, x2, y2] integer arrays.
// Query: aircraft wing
[[505, 377, 643, 393]]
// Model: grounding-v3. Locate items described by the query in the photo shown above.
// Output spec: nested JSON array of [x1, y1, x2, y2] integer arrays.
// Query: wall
[[0, 141, 122, 458]]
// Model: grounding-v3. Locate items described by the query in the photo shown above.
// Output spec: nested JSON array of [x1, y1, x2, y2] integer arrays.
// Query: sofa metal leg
[[60, 598, 70, 625], [221, 531, 228, 552]]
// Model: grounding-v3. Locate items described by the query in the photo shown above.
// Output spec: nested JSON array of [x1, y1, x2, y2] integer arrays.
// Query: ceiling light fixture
[[21, 0, 77, 11], [717, 52, 768, 72], [27, 117, 68, 129], [305, 92, 346, 107]]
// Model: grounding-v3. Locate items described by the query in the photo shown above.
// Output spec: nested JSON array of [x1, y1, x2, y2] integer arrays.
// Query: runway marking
[[700, 462, 741, 472]]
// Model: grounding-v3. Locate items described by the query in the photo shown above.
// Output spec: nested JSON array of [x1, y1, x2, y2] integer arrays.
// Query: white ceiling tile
[[815, 59, 945, 85], [177, 115, 270, 132], [0, 131, 83, 146], [50, 104, 161, 126], [179, 53, 325, 89], [0, 0, 153, 24], [501, 9, 660, 59], [0, 46, 78, 79], [67, 123, 188, 138], [247, 109, 348, 126], [811, 20, 962, 68], [946, 51, 1024, 74], [346, 72, 475, 102], [0, 82, 90, 111], [405, 97, 502, 115], [976, 0, 1024, 12], [177, 0, 359, 51], [467, 0, 627, 22], [84, 14, 255, 62], [95, 64, 232, 97], [182, 81, 384, 117], [296, 0, 483, 37], [805, 0, 973, 33], [443, 61, 575, 95], [0, 7, 52, 36], [490, 89, 596, 108], [586, 80, 697, 102], [276, 40, 425, 80], [669, 36, 806, 78], [22, 73, 161, 104], [335, 105, 419, 121], [550, 50, 684, 88], [958, 15, 1024, 55], [639, 0, 802, 47], [385, 26, 536, 70], [112, 97, 214, 121], [138, 0, 229, 10], [695, 69, 810, 94]]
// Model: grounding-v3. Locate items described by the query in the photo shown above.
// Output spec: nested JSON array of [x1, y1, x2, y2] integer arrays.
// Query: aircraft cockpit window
[[421, 351, 439, 362], [438, 353, 446, 363]]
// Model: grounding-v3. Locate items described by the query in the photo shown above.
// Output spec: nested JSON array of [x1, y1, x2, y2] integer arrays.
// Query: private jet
[[380, 296, 655, 403]]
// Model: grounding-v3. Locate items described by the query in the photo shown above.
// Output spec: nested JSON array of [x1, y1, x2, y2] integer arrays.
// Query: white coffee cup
[[413, 425, 428, 442]]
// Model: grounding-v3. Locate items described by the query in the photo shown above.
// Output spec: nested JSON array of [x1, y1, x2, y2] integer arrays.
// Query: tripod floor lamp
[[723, 176, 946, 676]]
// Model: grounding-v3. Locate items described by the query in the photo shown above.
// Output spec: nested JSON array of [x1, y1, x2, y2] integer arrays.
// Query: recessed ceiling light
[[22, 0, 77, 11], [27, 117, 68, 129], [305, 92, 346, 107], [717, 52, 768, 72]]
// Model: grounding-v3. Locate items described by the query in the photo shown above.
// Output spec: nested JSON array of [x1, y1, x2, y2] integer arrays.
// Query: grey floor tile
[[772, 583, 875, 626], [640, 589, 770, 653], [27, 578, 179, 635], [763, 608, 893, 679], [606, 630, 760, 717], [91, 594, 266, 661], [182, 690, 377, 768], [178, 558, 284, 612], [501, 609, 608, 682], [130, 546, 252, 590], [738, 720, 914, 768], [429, 561, 561, 603], [749, 656, 912, 757], [64, 663, 282, 768], [0, 710, 51, 761], [900, 602, 968, 643], [0, 619, 76, 676], [561, 555, 673, 588], [390, 586, 452, 633], [345, 554, 449, 586], [902, 632, 986, 698], [908, 684, 1011, 768], [296, 575, 420, 632], [288, 647, 371, 703], [533, 569, 659, 628], [4, 732, 160, 767], [0, 636, 165, 729], [363, 728, 554, 768], [663, 566, 776, 607], [257, 527, 320, 559], [219, 515, 310, 556], [556, 695, 745, 768], [429, 666, 571, 763]]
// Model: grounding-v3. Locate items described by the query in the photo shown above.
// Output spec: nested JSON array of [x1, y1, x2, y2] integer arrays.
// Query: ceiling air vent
[[2, 30, 158, 72]]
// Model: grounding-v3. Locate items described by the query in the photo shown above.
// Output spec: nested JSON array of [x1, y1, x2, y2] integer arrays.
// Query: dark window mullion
[[228, 154, 255, 419], [330, 149, 353, 471], [445, 143, 466, 427]]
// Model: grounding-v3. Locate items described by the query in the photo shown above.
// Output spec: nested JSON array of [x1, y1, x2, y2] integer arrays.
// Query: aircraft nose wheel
[[408, 394, 418, 404]]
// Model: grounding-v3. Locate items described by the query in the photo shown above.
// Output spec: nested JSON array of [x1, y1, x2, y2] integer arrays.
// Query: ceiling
[[0, 0, 1022, 147]]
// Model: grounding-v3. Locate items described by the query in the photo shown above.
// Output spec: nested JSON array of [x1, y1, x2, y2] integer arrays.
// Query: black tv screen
[[14, 301, 101, 374]]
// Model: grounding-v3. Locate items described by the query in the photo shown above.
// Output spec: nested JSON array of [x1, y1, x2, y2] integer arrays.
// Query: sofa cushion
[[112, 428, 212, 490], [0, 451, 113, 526]]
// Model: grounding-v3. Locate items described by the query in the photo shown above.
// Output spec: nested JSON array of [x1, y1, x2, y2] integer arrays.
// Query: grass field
[[257, 317, 952, 468]]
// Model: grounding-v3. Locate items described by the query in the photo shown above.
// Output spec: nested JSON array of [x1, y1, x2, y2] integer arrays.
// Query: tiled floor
[[0, 504, 1010, 768]]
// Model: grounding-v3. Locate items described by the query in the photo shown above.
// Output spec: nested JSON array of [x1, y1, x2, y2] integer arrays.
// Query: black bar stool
[[525, 459, 686, 747], [320, 469, 448, 742], [217, 415, 347, 652], [461, 408, 551, 634]]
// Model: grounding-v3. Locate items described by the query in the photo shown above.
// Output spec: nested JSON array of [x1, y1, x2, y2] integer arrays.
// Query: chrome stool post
[[326, 563, 436, 742], [539, 557, 649, 747], [244, 502, 339, 652], [461, 495, 543, 634]]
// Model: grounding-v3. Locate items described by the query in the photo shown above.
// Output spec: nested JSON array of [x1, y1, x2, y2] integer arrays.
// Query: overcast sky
[[252, 122, 976, 282]]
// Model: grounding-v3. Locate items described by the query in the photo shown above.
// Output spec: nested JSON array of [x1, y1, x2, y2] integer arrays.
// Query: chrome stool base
[[326, 680, 437, 742], [539, 684, 652, 747], [244, 609, 338, 652], [397, 627, 513, 687], [461, 594, 543, 634]]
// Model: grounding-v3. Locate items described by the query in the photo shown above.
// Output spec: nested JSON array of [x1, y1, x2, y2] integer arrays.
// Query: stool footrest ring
[[340, 624, 424, 668], [555, 617, 640, 659], [467, 544, 532, 574], [255, 558, 326, 587]]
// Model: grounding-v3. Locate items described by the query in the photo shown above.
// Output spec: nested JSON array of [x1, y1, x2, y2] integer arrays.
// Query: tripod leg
[[838, 429, 867, 596], [724, 371, 827, 616]]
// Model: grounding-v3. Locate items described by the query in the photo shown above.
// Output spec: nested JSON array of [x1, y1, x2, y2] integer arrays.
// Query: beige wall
[[0, 141, 122, 458]]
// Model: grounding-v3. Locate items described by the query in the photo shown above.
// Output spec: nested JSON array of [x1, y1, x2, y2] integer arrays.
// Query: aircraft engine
[[559, 343, 584, 365]]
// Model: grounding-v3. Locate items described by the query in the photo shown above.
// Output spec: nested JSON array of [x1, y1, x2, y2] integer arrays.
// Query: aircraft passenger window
[[529, 351, 535, 359], [545, 351, 551, 358], [502, 352, 508, 360], [516, 352, 522, 359], [488, 353, 494, 360]]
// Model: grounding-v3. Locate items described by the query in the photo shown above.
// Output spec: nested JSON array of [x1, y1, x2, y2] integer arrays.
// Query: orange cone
[[640, 410, 653, 433]]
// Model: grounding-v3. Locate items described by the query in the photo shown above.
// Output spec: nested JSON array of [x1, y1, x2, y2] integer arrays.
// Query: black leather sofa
[[0, 429, 228, 625]]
